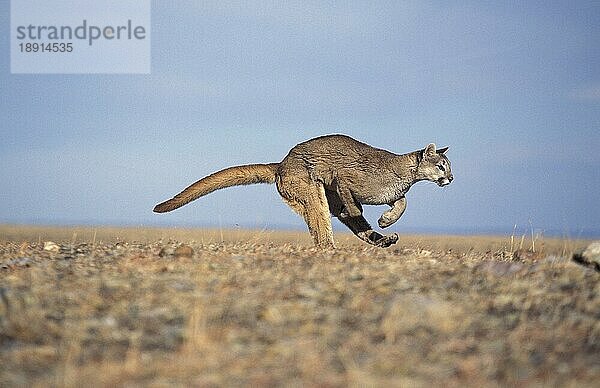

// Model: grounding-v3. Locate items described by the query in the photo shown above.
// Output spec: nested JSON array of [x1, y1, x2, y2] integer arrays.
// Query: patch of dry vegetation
[[0, 225, 598, 386]]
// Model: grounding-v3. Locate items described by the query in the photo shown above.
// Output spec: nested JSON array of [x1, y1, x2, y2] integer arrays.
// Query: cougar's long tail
[[153, 163, 279, 213]]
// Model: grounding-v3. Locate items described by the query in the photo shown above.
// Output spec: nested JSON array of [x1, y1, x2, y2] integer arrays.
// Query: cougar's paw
[[357, 231, 398, 248], [374, 233, 399, 248], [357, 230, 382, 244], [378, 214, 396, 229]]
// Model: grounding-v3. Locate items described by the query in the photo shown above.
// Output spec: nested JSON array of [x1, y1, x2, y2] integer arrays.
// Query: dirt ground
[[0, 225, 598, 387]]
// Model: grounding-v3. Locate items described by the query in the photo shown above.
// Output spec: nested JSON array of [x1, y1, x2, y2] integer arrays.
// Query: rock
[[43, 241, 60, 252], [173, 245, 194, 258], [158, 247, 173, 257], [159, 244, 194, 258], [573, 241, 600, 271], [1, 257, 32, 269]]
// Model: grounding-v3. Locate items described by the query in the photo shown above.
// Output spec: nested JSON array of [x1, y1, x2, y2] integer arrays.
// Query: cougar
[[154, 134, 453, 248]]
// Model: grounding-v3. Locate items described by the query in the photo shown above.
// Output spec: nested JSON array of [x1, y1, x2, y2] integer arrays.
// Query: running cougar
[[154, 134, 453, 248]]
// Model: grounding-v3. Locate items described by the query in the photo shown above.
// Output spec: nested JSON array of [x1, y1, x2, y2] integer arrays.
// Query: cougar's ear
[[436, 146, 449, 154], [423, 143, 436, 158]]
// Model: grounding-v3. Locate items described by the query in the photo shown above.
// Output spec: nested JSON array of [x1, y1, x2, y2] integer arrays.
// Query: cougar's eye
[[437, 164, 445, 172]]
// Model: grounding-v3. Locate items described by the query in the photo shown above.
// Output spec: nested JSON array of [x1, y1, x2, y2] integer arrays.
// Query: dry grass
[[0, 225, 598, 387]]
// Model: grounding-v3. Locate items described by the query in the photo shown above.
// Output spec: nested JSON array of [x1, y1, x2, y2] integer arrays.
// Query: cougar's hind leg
[[277, 176, 335, 249], [305, 182, 335, 248], [325, 189, 398, 248]]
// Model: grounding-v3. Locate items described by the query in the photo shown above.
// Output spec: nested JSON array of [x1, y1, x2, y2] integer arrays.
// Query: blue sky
[[1, 1, 599, 237]]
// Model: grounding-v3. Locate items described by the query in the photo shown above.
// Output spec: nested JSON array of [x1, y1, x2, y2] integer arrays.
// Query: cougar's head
[[417, 143, 453, 187]]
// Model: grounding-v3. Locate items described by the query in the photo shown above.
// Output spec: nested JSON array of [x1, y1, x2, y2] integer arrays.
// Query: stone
[[1, 257, 32, 269], [573, 241, 600, 271], [43, 241, 60, 252], [158, 247, 173, 257], [173, 245, 194, 258]]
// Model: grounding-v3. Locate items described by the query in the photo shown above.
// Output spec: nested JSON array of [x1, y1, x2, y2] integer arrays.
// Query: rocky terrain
[[0, 226, 598, 387]]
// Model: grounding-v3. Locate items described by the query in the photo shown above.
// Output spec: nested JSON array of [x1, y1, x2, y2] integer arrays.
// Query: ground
[[0, 225, 598, 387]]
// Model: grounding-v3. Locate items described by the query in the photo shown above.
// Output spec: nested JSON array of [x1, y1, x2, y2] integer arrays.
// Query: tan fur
[[154, 135, 453, 248], [153, 163, 278, 213]]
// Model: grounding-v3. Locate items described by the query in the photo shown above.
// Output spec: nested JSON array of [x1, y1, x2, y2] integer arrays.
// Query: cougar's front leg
[[335, 180, 362, 218], [378, 197, 407, 229], [325, 189, 398, 248]]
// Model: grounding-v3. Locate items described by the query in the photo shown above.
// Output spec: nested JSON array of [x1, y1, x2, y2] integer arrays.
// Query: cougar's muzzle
[[437, 174, 453, 187]]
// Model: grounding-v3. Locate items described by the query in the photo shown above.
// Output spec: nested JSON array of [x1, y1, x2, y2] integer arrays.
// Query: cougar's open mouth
[[437, 178, 450, 187]]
